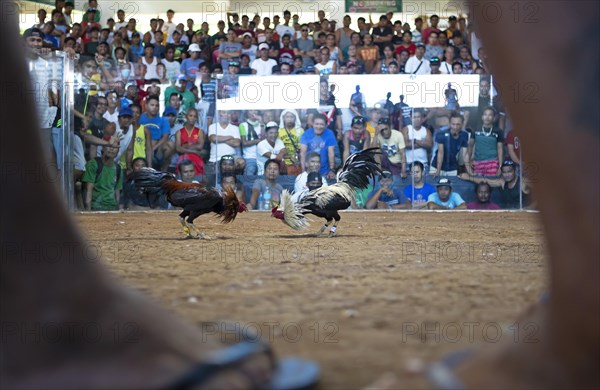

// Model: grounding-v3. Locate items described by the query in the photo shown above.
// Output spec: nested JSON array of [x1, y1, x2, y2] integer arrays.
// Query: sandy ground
[[75, 210, 547, 389]]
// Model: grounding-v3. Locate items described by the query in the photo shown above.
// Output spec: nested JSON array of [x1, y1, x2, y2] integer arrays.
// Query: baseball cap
[[351, 116, 366, 126], [163, 106, 177, 116], [228, 61, 240, 67], [118, 107, 133, 117], [380, 170, 393, 180], [188, 43, 201, 52], [241, 32, 252, 38], [416, 42, 426, 49], [307, 172, 322, 183], [23, 28, 42, 39], [429, 57, 441, 66], [258, 42, 269, 50], [125, 81, 138, 89], [436, 177, 452, 188], [265, 121, 278, 129]]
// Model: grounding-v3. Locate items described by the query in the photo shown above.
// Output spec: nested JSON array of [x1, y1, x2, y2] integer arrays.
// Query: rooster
[[272, 148, 382, 237], [133, 168, 247, 239]]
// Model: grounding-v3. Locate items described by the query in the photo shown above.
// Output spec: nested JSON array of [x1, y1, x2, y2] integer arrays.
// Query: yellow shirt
[[278, 127, 304, 165], [366, 122, 376, 138], [377, 130, 406, 164], [132, 125, 147, 161]]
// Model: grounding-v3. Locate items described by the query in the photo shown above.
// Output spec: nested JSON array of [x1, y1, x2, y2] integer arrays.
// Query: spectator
[[252, 43, 278, 75], [373, 43, 395, 74], [294, 152, 328, 194], [82, 142, 123, 211], [452, 61, 464, 74], [468, 106, 504, 176], [395, 31, 416, 58], [239, 110, 264, 175], [180, 43, 203, 85], [314, 46, 336, 75], [293, 25, 315, 67], [411, 17, 423, 43], [275, 10, 295, 39], [171, 30, 188, 61], [460, 161, 531, 209], [402, 109, 432, 172], [505, 130, 521, 165], [343, 115, 371, 161], [197, 63, 216, 127], [139, 95, 170, 168], [128, 32, 144, 63], [125, 104, 153, 172], [441, 46, 457, 74], [427, 177, 466, 209], [292, 171, 325, 202], [175, 108, 205, 176], [358, 33, 379, 74], [431, 112, 471, 177], [207, 110, 242, 171], [221, 174, 246, 203], [405, 43, 431, 75], [457, 45, 476, 74], [240, 33, 257, 62], [278, 109, 304, 173], [249, 159, 285, 210], [300, 113, 337, 180], [177, 159, 199, 184], [278, 34, 295, 65], [421, 14, 441, 43], [424, 31, 443, 61], [372, 15, 393, 55], [239, 54, 253, 74], [366, 170, 404, 209], [139, 44, 160, 81], [262, 28, 280, 58], [373, 117, 406, 179], [400, 161, 436, 209], [467, 182, 500, 210], [256, 122, 286, 175]]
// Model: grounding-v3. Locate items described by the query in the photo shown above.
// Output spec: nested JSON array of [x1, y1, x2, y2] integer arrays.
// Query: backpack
[[94, 157, 121, 189]]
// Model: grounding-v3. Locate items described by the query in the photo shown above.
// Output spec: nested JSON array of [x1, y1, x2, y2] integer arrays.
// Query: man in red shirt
[[421, 14, 440, 43]]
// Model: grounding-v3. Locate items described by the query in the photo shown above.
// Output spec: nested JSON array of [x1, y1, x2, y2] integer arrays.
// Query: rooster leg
[[327, 213, 342, 238], [179, 217, 194, 238], [188, 223, 213, 240], [314, 220, 332, 237]]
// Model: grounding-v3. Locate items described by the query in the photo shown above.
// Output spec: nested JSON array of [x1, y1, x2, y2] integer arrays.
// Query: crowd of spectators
[[24, 0, 531, 211]]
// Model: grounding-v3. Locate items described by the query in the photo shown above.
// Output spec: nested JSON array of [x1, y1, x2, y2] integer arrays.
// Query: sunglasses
[[221, 155, 235, 161]]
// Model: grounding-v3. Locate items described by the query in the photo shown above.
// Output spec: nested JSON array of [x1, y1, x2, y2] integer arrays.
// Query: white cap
[[266, 121, 278, 129], [258, 42, 269, 51], [242, 32, 252, 38], [188, 43, 201, 52]]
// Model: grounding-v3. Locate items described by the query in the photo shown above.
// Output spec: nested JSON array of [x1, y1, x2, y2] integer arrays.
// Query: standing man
[[469, 106, 504, 176], [431, 112, 471, 176], [372, 118, 406, 179]]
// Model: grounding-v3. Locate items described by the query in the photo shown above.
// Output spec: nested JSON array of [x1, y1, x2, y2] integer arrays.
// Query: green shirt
[[82, 159, 123, 210], [164, 86, 196, 114]]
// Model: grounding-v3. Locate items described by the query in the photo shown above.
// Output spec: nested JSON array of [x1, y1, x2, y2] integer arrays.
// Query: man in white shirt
[[251, 43, 278, 76], [404, 43, 431, 75], [162, 9, 177, 37], [294, 151, 328, 195], [256, 122, 286, 175], [208, 110, 241, 163]]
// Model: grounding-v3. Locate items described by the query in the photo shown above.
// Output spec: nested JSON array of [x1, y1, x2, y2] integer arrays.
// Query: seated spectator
[[82, 142, 123, 211], [278, 109, 304, 174], [366, 171, 404, 209], [278, 34, 295, 65], [424, 31, 443, 61], [139, 95, 170, 168], [175, 108, 205, 177], [220, 174, 246, 203], [292, 171, 324, 202], [373, 118, 407, 179], [240, 33, 257, 62], [427, 177, 466, 209], [404, 43, 431, 75], [177, 159, 200, 184], [343, 115, 371, 161], [429, 57, 442, 74], [238, 53, 253, 74], [314, 46, 336, 75], [373, 43, 395, 74], [395, 31, 416, 57], [467, 182, 501, 210], [219, 30, 242, 70], [249, 159, 285, 210], [401, 161, 436, 209], [294, 152, 328, 195], [459, 161, 532, 209], [207, 110, 242, 173], [239, 110, 265, 175], [256, 122, 286, 176], [252, 43, 277, 75]]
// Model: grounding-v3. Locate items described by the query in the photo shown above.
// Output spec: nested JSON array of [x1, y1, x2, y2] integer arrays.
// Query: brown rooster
[[133, 168, 247, 239]]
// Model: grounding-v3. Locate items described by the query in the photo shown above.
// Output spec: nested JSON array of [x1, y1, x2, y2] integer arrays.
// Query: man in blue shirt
[[427, 177, 467, 209], [139, 95, 170, 168], [431, 112, 471, 176], [366, 171, 404, 209], [401, 161, 436, 209], [300, 113, 338, 180]]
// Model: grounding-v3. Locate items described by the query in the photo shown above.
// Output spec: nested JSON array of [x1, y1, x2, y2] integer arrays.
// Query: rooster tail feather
[[220, 185, 241, 224], [132, 168, 176, 194], [337, 147, 382, 190], [279, 190, 311, 230]]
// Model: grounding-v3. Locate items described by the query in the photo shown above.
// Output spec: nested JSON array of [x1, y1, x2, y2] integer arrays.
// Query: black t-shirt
[[372, 26, 393, 53], [499, 180, 529, 209]]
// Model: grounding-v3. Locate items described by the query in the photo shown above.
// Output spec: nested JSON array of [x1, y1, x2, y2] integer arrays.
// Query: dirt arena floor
[[75, 211, 547, 389]]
